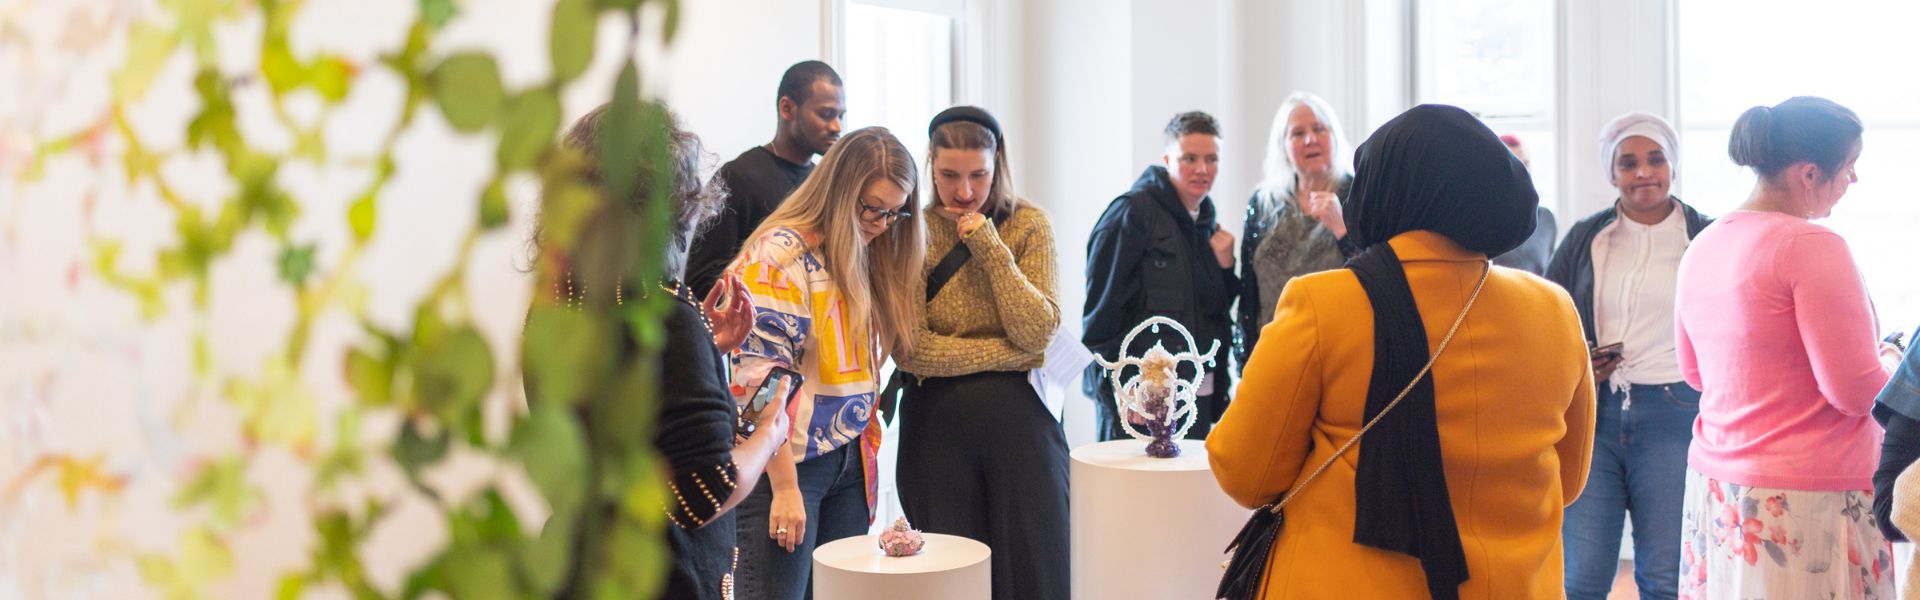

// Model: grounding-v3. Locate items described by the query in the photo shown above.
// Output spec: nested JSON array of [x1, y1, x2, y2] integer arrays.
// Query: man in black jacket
[[684, 60, 844, 297], [1083, 111, 1240, 442]]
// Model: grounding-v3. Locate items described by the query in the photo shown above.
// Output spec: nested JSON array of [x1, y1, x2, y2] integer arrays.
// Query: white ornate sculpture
[[1094, 317, 1219, 458]]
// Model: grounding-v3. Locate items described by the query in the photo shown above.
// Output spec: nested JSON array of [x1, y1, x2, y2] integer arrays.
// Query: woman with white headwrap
[[1545, 112, 1713, 600]]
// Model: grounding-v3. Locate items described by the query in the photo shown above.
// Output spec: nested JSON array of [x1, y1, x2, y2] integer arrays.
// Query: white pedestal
[[1070, 438, 1249, 600], [813, 533, 992, 600]]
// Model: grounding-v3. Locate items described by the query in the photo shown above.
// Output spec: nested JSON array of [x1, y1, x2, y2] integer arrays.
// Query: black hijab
[[1342, 104, 1538, 600]]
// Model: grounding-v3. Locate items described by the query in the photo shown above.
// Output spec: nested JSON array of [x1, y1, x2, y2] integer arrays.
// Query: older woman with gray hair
[[1236, 92, 1356, 368], [1545, 112, 1712, 600]]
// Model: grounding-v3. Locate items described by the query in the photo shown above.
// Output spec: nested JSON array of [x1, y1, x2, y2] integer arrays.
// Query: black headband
[[928, 106, 1004, 146]]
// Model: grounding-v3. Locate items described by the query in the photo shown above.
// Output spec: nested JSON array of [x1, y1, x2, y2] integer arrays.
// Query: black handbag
[[1217, 264, 1489, 600]]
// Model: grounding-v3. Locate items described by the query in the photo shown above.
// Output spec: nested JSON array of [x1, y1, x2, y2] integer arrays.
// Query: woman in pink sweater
[[1672, 96, 1903, 599]]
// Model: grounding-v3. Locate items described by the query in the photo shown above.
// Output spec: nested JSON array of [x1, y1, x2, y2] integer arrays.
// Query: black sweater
[[550, 296, 739, 600]]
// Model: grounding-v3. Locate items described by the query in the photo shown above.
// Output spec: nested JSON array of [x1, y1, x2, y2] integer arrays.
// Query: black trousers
[[1092, 363, 1228, 442], [896, 371, 1070, 600]]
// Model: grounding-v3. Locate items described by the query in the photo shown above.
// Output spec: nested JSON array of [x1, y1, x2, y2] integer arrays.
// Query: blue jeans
[[1562, 382, 1699, 600], [733, 442, 870, 600]]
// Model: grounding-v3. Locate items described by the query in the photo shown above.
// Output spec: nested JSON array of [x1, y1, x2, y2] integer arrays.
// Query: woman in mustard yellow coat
[[1210, 105, 1596, 600]]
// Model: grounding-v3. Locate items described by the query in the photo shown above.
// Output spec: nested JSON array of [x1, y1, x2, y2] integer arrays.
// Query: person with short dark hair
[[685, 60, 845, 297], [1083, 110, 1239, 441], [1673, 96, 1901, 598]]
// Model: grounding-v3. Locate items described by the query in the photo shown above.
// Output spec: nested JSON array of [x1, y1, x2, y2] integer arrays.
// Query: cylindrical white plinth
[[813, 533, 991, 600], [1071, 438, 1249, 600]]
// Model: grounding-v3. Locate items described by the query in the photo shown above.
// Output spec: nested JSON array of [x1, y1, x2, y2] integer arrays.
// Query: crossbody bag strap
[[1262, 261, 1492, 515], [924, 211, 1009, 302]]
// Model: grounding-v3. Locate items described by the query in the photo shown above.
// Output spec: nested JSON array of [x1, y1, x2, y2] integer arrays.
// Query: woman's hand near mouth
[[946, 205, 987, 237]]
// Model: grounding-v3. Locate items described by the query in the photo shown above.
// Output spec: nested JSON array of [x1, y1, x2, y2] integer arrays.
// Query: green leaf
[[616, 459, 667, 525], [443, 545, 517, 600], [497, 90, 561, 171], [348, 192, 377, 242], [225, 359, 320, 450], [274, 573, 307, 600], [600, 518, 667, 598], [393, 419, 451, 485], [261, 42, 306, 95], [597, 61, 644, 206], [480, 178, 510, 229], [410, 326, 494, 426], [344, 346, 393, 405], [172, 455, 256, 529], [315, 408, 366, 489], [418, 0, 459, 30], [313, 509, 374, 595], [113, 22, 180, 99], [310, 56, 355, 103], [400, 553, 446, 600], [663, 0, 681, 44], [430, 53, 504, 133], [186, 69, 241, 155], [451, 489, 522, 545], [519, 516, 575, 596], [597, 0, 642, 10], [509, 405, 588, 519], [535, 182, 599, 254], [521, 306, 614, 407], [550, 0, 596, 83], [277, 242, 317, 286]]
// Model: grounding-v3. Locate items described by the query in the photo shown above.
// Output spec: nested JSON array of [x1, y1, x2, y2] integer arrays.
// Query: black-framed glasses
[[859, 202, 912, 225]]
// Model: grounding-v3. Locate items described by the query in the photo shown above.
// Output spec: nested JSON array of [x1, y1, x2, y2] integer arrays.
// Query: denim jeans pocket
[[1662, 384, 1701, 410]]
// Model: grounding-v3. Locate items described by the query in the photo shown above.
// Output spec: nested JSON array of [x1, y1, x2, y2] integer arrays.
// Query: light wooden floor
[[1607, 560, 1637, 599]]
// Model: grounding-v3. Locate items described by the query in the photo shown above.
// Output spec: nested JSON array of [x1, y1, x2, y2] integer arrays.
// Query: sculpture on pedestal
[[878, 517, 926, 557], [1093, 316, 1219, 458]]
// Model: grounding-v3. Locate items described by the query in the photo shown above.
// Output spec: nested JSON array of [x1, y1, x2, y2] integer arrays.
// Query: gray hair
[[1256, 92, 1353, 198]]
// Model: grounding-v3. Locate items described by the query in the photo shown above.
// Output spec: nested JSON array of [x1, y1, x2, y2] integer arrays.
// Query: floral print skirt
[[1679, 468, 1893, 599]]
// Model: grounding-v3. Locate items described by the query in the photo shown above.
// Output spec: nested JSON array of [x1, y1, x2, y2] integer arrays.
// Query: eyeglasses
[[859, 202, 912, 226]]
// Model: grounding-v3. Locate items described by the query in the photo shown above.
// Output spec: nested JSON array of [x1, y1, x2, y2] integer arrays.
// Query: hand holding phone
[[1591, 342, 1624, 362], [740, 366, 802, 437], [1589, 342, 1624, 382]]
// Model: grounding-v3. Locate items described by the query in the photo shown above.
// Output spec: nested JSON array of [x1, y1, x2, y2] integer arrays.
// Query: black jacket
[[1544, 197, 1713, 345], [1082, 166, 1241, 369]]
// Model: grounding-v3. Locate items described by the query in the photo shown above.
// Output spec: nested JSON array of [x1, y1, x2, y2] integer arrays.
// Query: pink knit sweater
[[1674, 210, 1892, 491]]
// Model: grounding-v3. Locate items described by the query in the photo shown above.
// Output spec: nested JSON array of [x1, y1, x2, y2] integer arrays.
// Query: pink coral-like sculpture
[[877, 517, 925, 557]]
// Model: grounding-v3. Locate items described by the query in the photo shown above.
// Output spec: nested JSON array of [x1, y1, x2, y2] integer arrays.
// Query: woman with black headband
[[1209, 104, 1596, 599], [890, 106, 1068, 599]]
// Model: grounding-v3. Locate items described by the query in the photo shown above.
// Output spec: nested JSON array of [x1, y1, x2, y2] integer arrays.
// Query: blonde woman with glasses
[[726, 126, 924, 600]]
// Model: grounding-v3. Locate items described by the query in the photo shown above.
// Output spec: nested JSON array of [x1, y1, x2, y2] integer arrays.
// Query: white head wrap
[[1598, 112, 1679, 184]]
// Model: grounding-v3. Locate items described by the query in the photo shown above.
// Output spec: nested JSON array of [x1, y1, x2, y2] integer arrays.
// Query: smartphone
[[739, 366, 803, 436], [1887, 331, 1908, 352], [1591, 342, 1624, 362]]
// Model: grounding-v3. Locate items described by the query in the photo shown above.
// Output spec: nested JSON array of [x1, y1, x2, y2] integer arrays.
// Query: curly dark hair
[[527, 102, 727, 276], [561, 103, 726, 249]]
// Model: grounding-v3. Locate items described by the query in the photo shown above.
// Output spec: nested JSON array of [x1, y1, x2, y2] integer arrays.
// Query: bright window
[[842, 0, 958, 160], [1414, 0, 1559, 211], [1676, 0, 1920, 332]]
